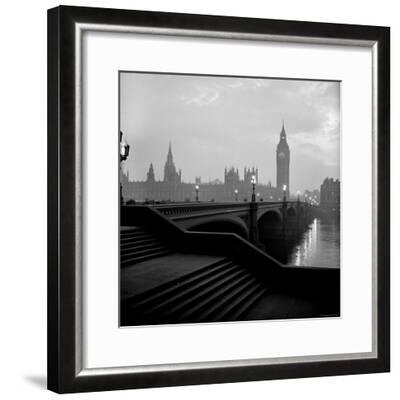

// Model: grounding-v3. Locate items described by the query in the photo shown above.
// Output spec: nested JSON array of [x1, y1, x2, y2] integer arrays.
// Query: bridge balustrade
[[152, 202, 250, 217], [150, 201, 306, 218]]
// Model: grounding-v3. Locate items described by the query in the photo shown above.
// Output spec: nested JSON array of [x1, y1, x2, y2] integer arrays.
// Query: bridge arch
[[257, 210, 283, 253], [187, 216, 249, 239], [257, 209, 283, 224]]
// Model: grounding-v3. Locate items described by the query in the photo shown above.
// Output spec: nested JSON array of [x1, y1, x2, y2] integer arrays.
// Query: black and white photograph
[[119, 72, 341, 326]]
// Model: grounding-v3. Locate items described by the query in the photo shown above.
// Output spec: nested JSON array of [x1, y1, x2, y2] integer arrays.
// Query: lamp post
[[281, 184, 288, 238], [297, 190, 301, 203], [119, 131, 130, 205], [249, 174, 258, 245], [251, 174, 257, 202], [195, 184, 199, 202], [234, 189, 238, 201]]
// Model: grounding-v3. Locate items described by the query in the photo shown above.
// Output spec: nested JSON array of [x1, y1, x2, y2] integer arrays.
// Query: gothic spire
[[147, 162, 155, 182], [280, 120, 286, 140], [164, 141, 180, 183], [166, 141, 174, 164]]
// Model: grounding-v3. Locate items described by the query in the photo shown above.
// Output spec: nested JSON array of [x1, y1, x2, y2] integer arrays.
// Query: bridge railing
[[149, 201, 304, 218], [152, 202, 250, 217]]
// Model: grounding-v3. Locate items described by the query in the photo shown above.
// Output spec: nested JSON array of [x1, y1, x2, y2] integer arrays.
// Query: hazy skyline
[[120, 72, 340, 193]]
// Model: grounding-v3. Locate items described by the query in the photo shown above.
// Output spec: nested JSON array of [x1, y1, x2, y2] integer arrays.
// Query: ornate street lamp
[[234, 189, 238, 201], [283, 184, 287, 202], [120, 132, 130, 162], [119, 131, 130, 205], [251, 174, 257, 202], [195, 184, 199, 202]]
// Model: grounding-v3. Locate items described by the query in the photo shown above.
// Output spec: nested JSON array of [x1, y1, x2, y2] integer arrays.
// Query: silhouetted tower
[[276, 121, 290, 198], [244, 167, 258, 185], [163, 142, 181, 184], [224, 167, 240, 186], [146, 163, 155, 182]]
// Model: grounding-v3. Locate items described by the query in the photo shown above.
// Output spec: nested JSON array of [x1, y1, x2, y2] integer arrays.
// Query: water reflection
[[286, 218, 340, 268]]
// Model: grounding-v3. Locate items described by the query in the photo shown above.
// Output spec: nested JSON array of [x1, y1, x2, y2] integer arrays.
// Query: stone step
[[124, 259, 235, 313], [180, 276, 259, 323], [121, 254, 227, 302], [121, 241, 167, 257], [194, 279, 259, 322], [120, 226, 146, 235], [138, 261, 240, 318], [121, 249, 174, 267], [119, 225, 271, 325], [121, 243, 169, 259], [164, 270, 252, 322], [120, 231, 154, 242], [210, 282, 268, 322], [120, 236, 163, 249]]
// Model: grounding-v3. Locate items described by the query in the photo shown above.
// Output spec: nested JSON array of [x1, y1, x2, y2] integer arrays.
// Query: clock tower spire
[[276, 120, 290, 199]]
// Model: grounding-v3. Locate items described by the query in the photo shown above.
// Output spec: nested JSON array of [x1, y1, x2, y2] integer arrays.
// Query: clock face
[[278, 152, 285, 159]]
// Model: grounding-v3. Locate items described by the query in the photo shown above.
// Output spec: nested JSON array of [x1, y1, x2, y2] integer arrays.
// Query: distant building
[[122, 125, 292, 203], [304, 189, 320, 204], [320, 178, 340, 213]]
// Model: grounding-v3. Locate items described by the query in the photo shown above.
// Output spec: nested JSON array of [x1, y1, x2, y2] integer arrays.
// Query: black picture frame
[[48, 5, 390, 393]]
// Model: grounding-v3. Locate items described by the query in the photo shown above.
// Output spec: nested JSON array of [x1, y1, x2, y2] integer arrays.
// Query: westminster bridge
[[149, 200, 315, 253]]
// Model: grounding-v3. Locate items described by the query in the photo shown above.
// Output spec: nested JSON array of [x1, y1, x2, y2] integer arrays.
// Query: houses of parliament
[[121, 123, 291, 203]]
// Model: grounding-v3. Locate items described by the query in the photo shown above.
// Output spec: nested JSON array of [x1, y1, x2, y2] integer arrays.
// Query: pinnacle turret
[[280, 120, 287, 140]]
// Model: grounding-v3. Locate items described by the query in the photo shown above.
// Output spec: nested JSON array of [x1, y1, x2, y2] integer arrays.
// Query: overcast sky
[[120, 72, 340, 193]]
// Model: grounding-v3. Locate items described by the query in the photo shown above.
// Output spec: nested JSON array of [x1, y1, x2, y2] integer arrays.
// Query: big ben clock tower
[[276, 121, 290, 199]]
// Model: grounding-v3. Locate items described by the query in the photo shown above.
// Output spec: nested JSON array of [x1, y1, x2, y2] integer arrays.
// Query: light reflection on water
[[287, 218, 340, 268]]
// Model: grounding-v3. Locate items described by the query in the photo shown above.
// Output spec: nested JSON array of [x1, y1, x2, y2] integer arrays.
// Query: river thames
[[285, 218, 340, 268]]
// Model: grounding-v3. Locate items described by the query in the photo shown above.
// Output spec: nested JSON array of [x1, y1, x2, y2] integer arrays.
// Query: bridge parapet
[[152, 202, 250, 218], [151, 201, 305, 219]]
